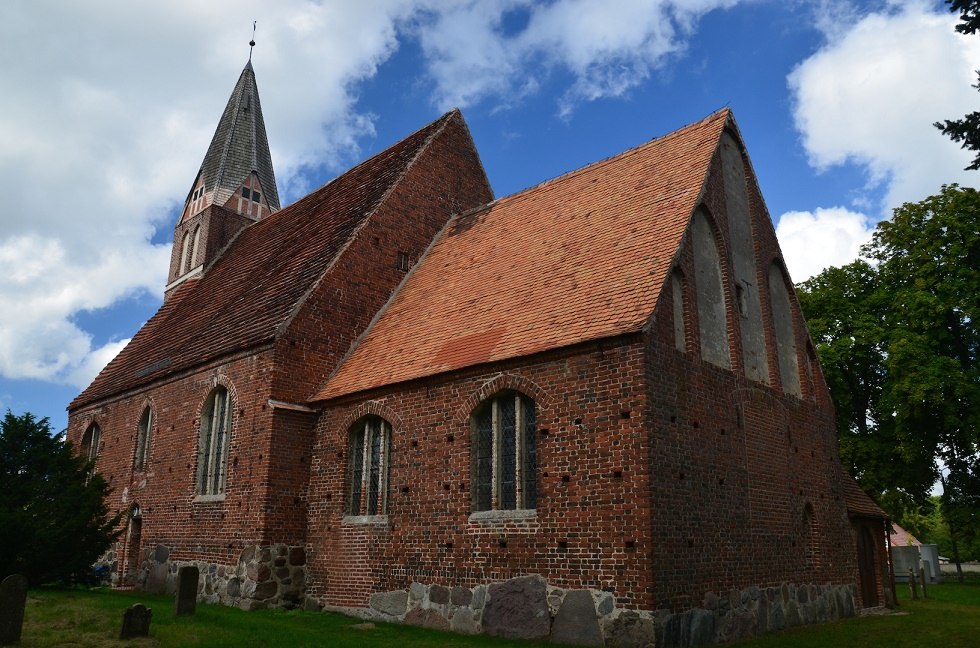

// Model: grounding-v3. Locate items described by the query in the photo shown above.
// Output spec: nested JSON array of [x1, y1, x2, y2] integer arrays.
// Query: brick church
[[68, 61, 892, 645]]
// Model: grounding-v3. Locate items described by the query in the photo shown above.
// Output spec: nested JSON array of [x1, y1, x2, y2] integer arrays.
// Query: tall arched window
[[197, 386, 231, 495], [81, 423, 101, 483], [692, 209, 731, 369], [179, 231, 191, 275], [472, 391, 537, 511], [671, 270, 687, 352], [134, 406, 152, 471], [348, 417, 390, 516], [190, 226, 201, 269], [768, 264, 801, 397], [81, 423, 101, 463]]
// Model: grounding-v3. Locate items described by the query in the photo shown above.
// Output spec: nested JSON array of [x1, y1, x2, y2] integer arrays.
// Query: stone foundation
[[321, 575, 857, 647], [136, 543, 307, 610]]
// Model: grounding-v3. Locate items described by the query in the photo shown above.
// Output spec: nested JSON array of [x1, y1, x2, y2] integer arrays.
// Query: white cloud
[[0, 0, 420, 387], [775, 207, 875, 282], [0, 0, 751, 388], [415, 0, 742, 114], [789, 1, 980, 216]]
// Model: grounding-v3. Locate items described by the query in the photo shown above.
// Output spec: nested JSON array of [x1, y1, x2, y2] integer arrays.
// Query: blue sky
[[0, 0, 977, 432]]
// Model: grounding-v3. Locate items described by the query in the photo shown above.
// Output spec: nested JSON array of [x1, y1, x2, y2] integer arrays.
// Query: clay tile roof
[[70, 111, 459, 411], [315, 110, 731, 401], [841, 472, 889, 519]]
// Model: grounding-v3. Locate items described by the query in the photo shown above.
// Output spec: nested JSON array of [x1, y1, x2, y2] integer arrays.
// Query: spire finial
[[249, 21, 257, 61]]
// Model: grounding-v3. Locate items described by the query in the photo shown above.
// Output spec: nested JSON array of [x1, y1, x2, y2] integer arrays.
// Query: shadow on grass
[[21, 587, 552, 648]]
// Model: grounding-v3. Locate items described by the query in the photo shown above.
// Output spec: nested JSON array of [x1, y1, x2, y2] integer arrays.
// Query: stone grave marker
[[119, 603, 152, 640], [175, 565, 199, 616], [0, 574, 29, 646]]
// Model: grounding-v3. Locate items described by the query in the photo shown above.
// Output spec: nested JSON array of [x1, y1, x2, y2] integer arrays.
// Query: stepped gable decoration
[[315, 110, 728, 401]]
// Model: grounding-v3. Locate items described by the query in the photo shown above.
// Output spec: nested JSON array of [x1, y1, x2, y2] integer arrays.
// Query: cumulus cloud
[[775, 207, 875, 283], [0, 0, 418, 387], [1, 0, 748, 389], [415, 0, 742, 115], [789, 1, 980, 215]]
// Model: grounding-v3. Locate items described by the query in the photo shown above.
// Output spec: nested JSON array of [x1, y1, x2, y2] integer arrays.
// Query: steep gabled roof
[[315, 110, 730, 401], [71, 111, 460, 410]]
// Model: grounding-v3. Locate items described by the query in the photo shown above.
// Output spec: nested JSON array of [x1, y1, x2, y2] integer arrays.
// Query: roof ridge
[[477, 108, 730, 212], [275, 110, 461, 338]]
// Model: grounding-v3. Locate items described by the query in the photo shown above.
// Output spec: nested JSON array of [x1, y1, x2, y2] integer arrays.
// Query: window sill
[[342, 514, 390, 527], [469, 509, 537, 523], [193, 494, 226, 504]]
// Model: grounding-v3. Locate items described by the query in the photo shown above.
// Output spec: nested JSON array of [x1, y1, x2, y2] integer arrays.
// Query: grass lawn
[[17, 579, 980, 647], [20, 588, 550, 648], [733, 578, 980, 648]]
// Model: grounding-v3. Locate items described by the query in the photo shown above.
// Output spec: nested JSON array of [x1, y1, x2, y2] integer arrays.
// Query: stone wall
[[320, 574, 856, 647], [137, 543, 307, 610]]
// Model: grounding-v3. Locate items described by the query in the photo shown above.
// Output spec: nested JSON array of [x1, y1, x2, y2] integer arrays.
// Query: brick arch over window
[[767, 262, 802, 398], [338, 400, 406, 437], [691, 207, 731, 369], [81, 421, 102, 464], [455, 373, 551, 425], [195, 377, 237, 496]]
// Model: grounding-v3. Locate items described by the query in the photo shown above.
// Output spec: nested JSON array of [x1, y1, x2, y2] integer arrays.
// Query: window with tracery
[[472, 391, 537, 511], [348, 417, 390, 516], [197, 387, 231, 495]]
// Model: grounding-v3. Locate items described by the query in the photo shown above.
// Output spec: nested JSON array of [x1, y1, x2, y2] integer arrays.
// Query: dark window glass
[[475, 405, 493, 511], [523, 398, 537, 508], [349, 425, 365, 515], [252, 192, 260, 203], [241, 187, 250, 198], [499, 396, 517, 509]]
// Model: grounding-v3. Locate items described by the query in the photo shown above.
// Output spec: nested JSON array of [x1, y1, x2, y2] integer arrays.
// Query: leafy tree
[[937, 1, 980, 169], [798, 184, 980, 577], [0, 411, 121, 585]]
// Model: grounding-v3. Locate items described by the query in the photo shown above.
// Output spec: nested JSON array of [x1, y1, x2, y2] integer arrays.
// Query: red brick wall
[[307, 340, 654, 609], [167, 205, 253, 286], [260, 113, 493, 540], [67, 350, 279, 577], [638, 133, 863, 612]]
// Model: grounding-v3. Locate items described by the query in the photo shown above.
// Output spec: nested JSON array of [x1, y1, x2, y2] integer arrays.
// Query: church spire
[[179, 60, 279, 224], [167, 58, 279, 291]]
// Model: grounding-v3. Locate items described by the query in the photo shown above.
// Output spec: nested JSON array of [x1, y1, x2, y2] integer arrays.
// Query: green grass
[[20, 588, 551, 648], [732, 579, 980, 648], [18, 579, 980, 647]]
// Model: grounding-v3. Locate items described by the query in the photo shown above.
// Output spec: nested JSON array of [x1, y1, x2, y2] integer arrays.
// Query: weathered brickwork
[[66, 101, 891, 645], [307, 341, 653, 610]]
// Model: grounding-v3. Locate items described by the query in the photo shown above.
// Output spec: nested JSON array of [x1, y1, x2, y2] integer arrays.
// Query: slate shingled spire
[[167, 60, 280, 289], [178, 60, 279, 224]]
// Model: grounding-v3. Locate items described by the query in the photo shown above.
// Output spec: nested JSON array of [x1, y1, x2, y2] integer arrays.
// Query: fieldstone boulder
[[550, 590, 602, 646], [370, 590, 408, 617], [450, 607, 479, 635], [429, 584, 450, 605], [451, 586, 472, 607], [405, 607, 450, 630], [689, 608, 716, 646], [606, 610, 655, 648], [483, 575, 550, 640]]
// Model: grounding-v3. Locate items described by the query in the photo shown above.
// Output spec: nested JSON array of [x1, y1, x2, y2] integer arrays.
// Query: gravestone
[[0, 574, 29, 646], [119, 603, 152, 639], [175, 566, 199, 616], [890, 545, 920, 582], [919, 544, 942, 583]]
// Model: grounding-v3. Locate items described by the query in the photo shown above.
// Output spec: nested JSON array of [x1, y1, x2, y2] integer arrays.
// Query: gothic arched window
[[472, 391, 537, 512], [134, 406, 153, 471], [348, 417, 390, 516], [197, 386, 231, 495]]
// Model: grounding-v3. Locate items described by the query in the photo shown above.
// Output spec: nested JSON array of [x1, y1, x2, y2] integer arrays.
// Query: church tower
[[166, 60, 279, 294]]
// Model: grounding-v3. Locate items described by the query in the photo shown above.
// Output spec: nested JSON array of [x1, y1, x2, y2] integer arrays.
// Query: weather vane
[[249, 21, 257, 61]]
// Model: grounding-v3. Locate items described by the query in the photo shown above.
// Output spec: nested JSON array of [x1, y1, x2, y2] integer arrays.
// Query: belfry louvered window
[[473, 391, 537, 511], [348, 417, 390, 516], [197, 386, 231, 496]]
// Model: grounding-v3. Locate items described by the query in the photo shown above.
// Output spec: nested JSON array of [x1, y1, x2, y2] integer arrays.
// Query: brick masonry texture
[[67, 102, 891, 646]]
